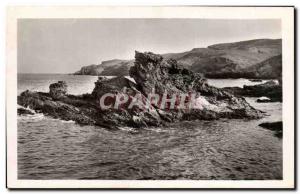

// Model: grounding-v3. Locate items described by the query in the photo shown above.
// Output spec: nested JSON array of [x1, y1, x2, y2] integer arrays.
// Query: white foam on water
[[18, 105, 45, 121], [18, 113, 45, 121], [118, 127, 139, 133], [61, 120, 76, 123], [145, 127, 163, 133]]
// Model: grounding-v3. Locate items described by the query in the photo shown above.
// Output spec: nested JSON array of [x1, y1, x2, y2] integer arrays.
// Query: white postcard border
[[6, 6, 295, 189]]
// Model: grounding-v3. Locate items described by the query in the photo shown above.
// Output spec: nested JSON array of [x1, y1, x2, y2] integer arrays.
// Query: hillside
[[74, 59, 134, 76], [244, 55, 282, 79], [74, 39, 282, 79]]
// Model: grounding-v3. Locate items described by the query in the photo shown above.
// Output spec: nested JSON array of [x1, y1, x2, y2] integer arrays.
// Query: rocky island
[[18, 51, 263, 129]]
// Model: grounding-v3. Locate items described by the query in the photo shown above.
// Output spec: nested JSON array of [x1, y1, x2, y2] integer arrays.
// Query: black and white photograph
[[6, 6, 295, 189]]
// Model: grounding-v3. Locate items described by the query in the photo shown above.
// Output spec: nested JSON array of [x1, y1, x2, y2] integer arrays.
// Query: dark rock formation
[[17, 107, 34, 115], [224, 81, 282, 102], [259, 121, 282, 138], [18, 51, 263, 129], [130, 51, 263, 120], [49, 81, 68, 100], [74, 59, 134, 76], [18, 90, 97, 125], [256, 97, 271, 103]]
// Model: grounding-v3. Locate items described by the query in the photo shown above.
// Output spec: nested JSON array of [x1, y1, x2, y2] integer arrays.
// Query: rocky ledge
[[223, 81, 282, 103], [18, 51, 263, 129]]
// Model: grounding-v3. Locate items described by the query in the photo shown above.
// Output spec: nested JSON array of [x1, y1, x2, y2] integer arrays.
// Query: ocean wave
[[118, 127, 139, 133], [18, 113, 77, 125], [18, 113, 45, 121], [17, 105, 45, 121], [61, 120, 76, 123]]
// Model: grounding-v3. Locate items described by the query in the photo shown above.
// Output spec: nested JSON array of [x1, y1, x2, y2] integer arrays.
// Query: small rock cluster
[[49, 81, 68, 100]]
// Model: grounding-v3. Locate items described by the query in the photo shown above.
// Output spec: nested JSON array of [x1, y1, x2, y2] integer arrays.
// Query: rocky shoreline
[[18, 51, 264, 129], [223, 81, 282, 103]]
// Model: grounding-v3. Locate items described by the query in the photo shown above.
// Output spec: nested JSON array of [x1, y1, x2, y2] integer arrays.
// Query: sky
[[18, 19, 281, 73]]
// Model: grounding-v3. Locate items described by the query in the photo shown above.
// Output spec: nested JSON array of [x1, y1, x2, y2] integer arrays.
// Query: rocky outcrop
[[256, 97, 271, 103], [17, 107, 34, 115], [18, 90, 97, 125], [223, 81, 282, 102], [49, 81, 68, 100], [18, 51, 263, 129], [259, 121, 282, 138], [74, 59, 134, 76], [129, 51, 263, 120]]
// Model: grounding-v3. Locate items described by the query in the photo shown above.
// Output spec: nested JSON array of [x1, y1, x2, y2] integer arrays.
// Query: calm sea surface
[[18, 74, 282, 180]]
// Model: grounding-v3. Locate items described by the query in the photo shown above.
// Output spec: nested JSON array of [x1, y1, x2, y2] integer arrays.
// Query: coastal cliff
[[74, 39, 282, 79]]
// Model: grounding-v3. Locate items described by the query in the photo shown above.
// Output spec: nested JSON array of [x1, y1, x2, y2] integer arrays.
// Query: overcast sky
[[18, 19, 281, 74]]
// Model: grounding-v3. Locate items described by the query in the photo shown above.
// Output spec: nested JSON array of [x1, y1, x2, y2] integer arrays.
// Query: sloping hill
[[74, 39, 282, 79], [74, 59, 134, 76], [244, 54, 282, 79]]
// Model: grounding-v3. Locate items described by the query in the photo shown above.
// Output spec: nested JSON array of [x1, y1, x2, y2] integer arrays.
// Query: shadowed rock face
[[18, 51, 263, 129]]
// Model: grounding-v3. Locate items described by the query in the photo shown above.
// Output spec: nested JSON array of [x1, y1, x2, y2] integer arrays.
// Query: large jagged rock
[[18, 51, 263, 129], [91, 76, 164, 127], [18, 90, 97, 125], [18, 77, 164, 129], [17, 107, 34, 115], [130, 51, 263, 120]]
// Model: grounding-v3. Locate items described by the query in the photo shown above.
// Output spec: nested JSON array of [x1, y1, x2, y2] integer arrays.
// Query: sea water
[[17, 74, 282, 180]]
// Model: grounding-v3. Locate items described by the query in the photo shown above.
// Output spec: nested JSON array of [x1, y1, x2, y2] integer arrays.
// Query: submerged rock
[[18, 51, 263, 129], [259, 121, 282, 138], [130, 51, 262, 120], [256, 96, 271, 103]]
